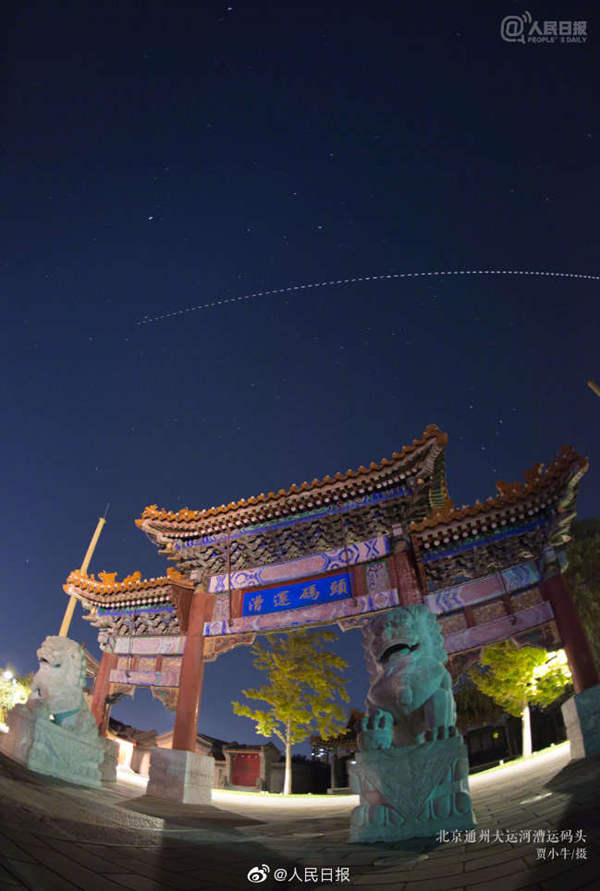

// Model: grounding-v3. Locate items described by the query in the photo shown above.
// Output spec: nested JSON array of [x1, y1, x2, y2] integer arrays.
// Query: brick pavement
[[0, 743, 598, 890]]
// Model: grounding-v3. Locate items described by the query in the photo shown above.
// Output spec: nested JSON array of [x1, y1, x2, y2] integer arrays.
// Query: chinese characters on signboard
[[242, 572, 352, 617]]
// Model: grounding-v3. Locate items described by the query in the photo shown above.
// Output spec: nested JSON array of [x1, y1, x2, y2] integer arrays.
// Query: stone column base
[[101, 738, 119, 782], [349, 735, 476, 843], [147, 748, 214, 804], [562, 684, 600, 759]]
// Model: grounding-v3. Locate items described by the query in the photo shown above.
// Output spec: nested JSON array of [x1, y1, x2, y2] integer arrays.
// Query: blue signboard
[[242, 572, 353, 617]]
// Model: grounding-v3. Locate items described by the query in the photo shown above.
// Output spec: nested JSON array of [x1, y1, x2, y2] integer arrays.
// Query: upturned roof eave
[[136, 424, 448, 539], [409, 446, 588, 538]]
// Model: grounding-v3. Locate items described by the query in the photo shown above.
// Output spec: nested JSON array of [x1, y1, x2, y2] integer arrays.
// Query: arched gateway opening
[[64, 425, 598, 811]]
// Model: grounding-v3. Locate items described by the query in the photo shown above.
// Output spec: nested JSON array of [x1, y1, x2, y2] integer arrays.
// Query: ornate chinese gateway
[[64, 425, 599, 795]]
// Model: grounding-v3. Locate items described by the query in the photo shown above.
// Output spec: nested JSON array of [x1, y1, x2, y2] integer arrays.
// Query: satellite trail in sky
[[137, 268, 600, 325]]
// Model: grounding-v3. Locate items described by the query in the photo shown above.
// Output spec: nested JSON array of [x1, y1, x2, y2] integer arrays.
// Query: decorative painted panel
[[444, 601, 554, 654], [113, 635, 186, 655], [502, 561, 542, 591], [242, 572, 352, 617], [208, 535, 389, 592], [212, 594, 230, 622], [109, 664, 181, 687], [510, 588, 542, 612], [365, 559, 391, 595], [205, 588, 401, 636], [439, 613, 468, 635], [425, 561, 541, 614], [472, 600, 507, 624]]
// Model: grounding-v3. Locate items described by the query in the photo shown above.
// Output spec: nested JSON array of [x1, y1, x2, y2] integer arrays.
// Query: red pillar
[[91, 650, 118, 728], [351, 564, 367, 599], [388, 549, 423, 605], [540, 572, 599, 693], [172, 588, 211, 752]]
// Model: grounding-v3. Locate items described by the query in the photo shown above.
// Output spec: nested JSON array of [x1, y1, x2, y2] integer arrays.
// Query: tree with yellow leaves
[[233, 629, 349, 794], [0, 669, 32, 727], [469, 640, 572, 758]]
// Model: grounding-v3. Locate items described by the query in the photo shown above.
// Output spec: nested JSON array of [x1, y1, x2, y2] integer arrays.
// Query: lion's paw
[[360, 709, 393, 750]]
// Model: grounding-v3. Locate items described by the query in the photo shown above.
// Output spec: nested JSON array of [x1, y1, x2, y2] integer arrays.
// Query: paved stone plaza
[[0, 743, 597, 890]]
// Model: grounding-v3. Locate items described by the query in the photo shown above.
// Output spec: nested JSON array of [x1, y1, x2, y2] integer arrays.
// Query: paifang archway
[[64, 425, 598, 755]]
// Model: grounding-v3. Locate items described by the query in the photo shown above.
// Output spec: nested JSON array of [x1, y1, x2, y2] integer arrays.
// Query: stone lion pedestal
[[1, 704, 105, 788], [349, 734, 475, 842], [0, 636, 106, 789], [349, 604, 476, 843]]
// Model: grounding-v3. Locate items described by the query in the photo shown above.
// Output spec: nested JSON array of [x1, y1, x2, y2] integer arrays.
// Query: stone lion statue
[[361, 605, 456, 748], [26, 636, 98, 739], [0, 636, 106, 787]]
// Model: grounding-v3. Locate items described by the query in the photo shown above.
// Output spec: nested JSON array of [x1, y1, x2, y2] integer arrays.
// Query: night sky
[[2, 2, 599, 753]]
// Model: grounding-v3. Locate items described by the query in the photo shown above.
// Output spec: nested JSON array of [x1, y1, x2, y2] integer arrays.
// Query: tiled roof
[[409, 445, 588, 535], [136, 425, 448, 534], [63, 566, 191, 608]]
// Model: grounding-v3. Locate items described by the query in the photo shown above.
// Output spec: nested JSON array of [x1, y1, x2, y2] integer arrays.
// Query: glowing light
[[137, 268, 600, 325]]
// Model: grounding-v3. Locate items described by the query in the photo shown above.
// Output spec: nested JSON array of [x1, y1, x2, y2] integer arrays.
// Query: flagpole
[[59, 504, 110, 638]]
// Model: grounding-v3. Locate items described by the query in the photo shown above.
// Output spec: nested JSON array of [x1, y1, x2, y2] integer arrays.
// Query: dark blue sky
[[2, 2, 598, 750]]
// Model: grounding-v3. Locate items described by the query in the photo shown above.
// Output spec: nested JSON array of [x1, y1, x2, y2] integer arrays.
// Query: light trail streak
[[137, 268, 599, 325]]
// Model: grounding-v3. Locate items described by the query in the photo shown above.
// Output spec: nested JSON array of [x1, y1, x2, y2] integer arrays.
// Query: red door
[[231, 752, 260, 786]]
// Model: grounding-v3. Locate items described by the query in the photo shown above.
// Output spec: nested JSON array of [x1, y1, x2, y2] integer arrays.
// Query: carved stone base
[[348, 735, 476, 843], [146, 748, 214, 804], [562, 684, 600, 759], [101, 738, 119, 782], [0, 707, 104, 788]]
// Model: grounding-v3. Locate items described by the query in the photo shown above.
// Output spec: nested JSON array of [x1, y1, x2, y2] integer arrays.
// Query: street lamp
[[587, 380, 600, 398]]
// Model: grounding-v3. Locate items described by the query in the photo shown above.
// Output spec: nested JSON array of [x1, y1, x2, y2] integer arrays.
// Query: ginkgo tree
[[232, 629, 349, 794], [0, 669, 31, 728], [469, 640, 572, 758]]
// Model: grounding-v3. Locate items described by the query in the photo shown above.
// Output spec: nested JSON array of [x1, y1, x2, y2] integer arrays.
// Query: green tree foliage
[[564, 518, 600, 670], [469, 642, 546, 718], [232, 629, 349, 794], [468, 641, 572, 757], [453, 676, 502, 732], [0, 670, 32, 725]]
